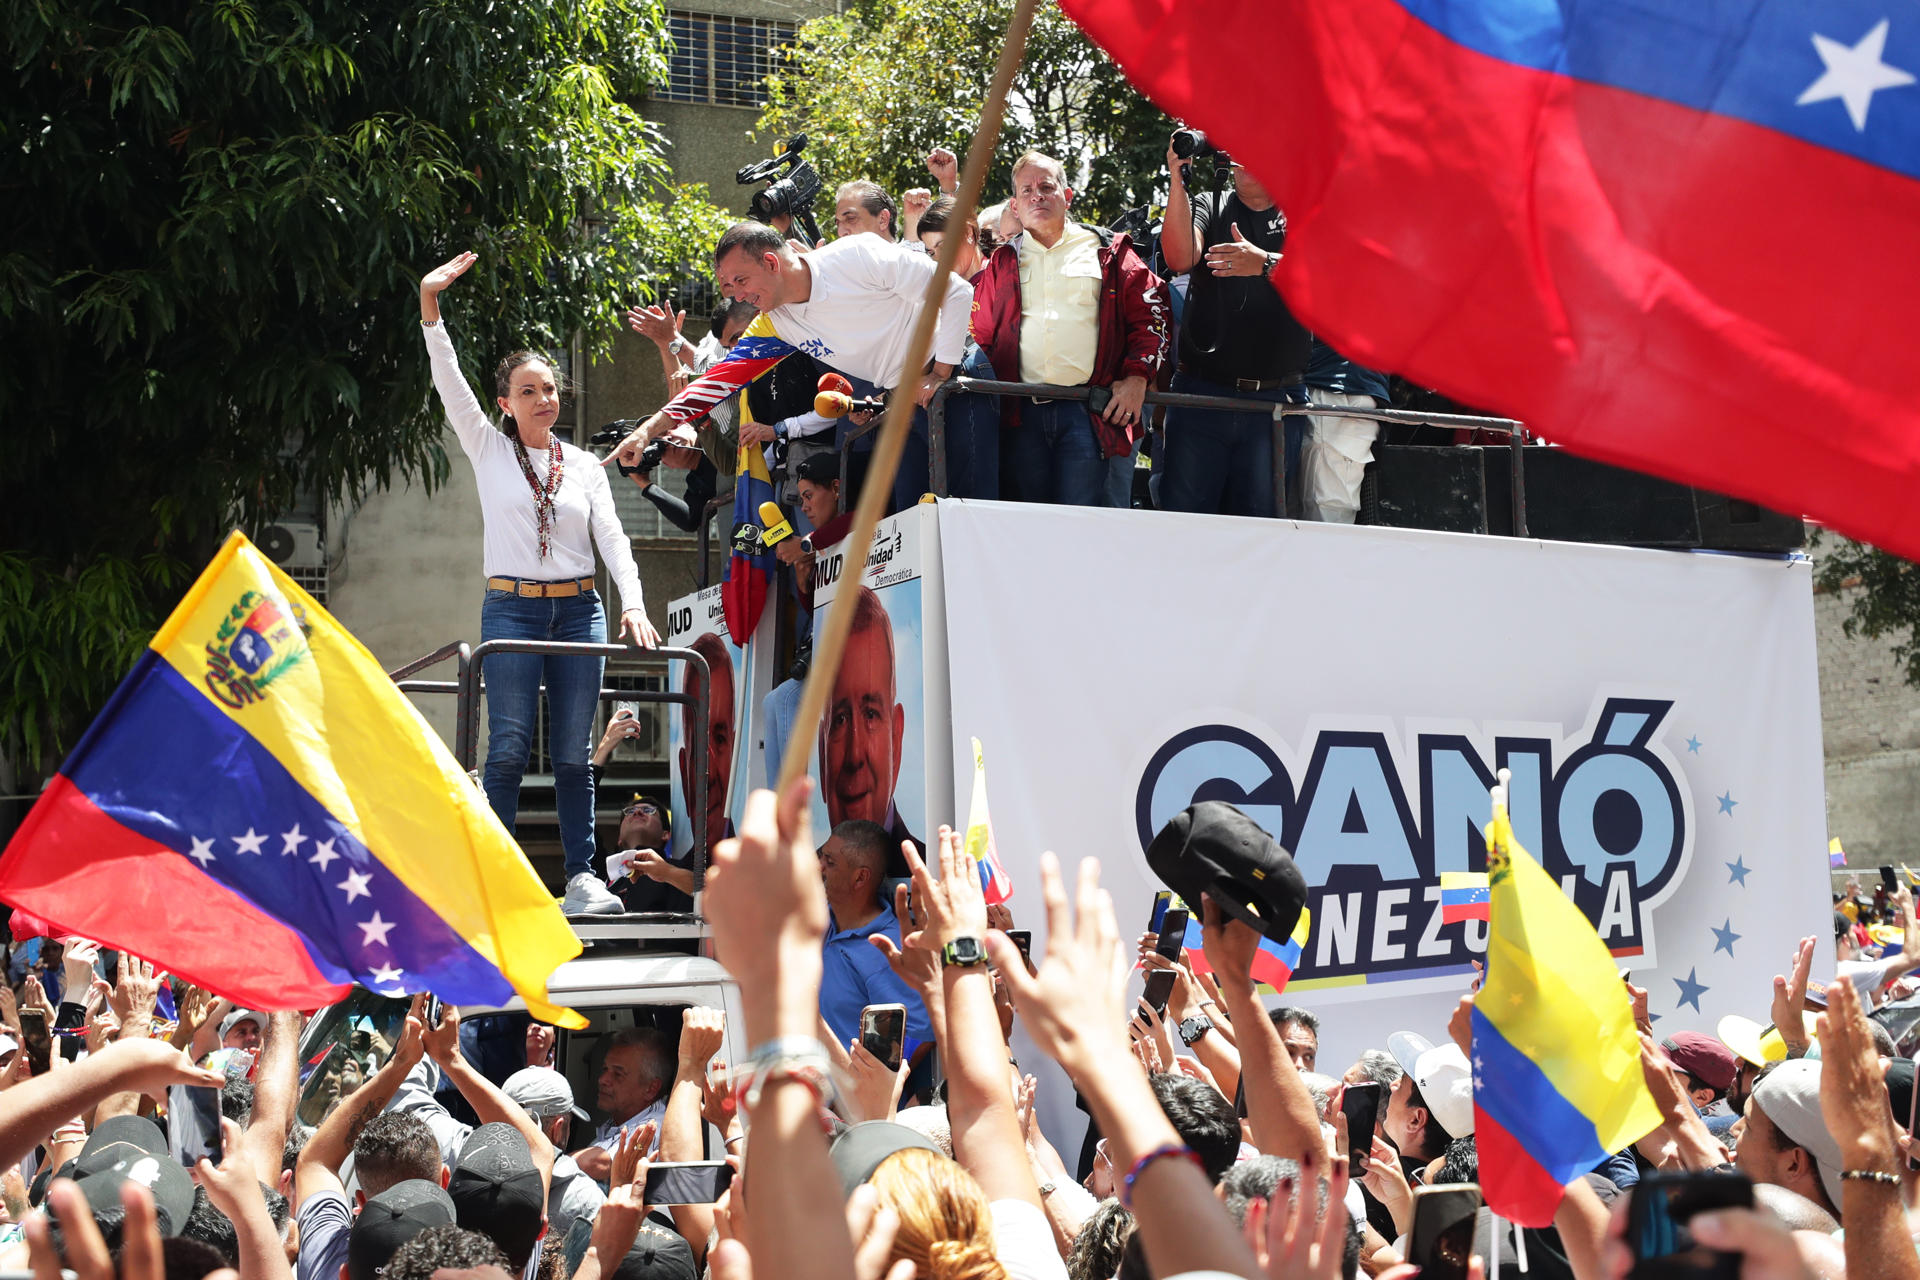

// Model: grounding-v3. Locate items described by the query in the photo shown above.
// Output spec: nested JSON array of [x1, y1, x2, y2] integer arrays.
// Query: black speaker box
[[1360, 445, 1804, 552]]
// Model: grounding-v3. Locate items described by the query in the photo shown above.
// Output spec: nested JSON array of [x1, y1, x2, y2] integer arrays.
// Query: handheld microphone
[[813, 390, 887, 419], [758, 501, 795, 546], [817, 373, 853, 397]]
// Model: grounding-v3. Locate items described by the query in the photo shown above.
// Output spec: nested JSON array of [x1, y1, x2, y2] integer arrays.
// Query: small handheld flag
[[965, 738, 1012, 904], [1829, 837, 1847, 869], [1439, 871, 1491, 923], [1182, 907, 1311, 992]]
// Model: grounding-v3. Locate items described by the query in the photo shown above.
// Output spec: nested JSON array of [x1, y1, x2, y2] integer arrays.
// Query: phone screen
[[860, 1004, 906, 1072], [17, 1011, 49, 1078], [1007, 931, 1034, 974], [1149, 891, 1172, 934], [643, 1161, 735, 1205], [1156, 908, 1190, 961], [1883, 866, 1900, 893], [1626, 1171, 1752, 1280], [1409, 1185, 1481, 1280], [168, 1083, 224, 1167], [1341, 1082, 1381, 1156], [1142, 970, 1178, 1015]]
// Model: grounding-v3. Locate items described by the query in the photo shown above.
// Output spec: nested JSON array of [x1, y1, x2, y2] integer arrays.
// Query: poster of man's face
[[678, 629, 735, 852], [821, 586, 905, 830]]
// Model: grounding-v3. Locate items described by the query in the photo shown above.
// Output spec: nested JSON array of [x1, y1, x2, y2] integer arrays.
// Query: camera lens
[[1172, 128, 1207, 159]]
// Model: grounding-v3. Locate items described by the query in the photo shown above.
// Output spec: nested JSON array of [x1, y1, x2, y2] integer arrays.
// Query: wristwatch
[[1177, 1014, 1214, 1046], [667, 335, 688, 355], [941, 936, 988, 967]]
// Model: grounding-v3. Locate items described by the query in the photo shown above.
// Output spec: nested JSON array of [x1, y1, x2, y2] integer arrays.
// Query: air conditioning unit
[[258, 522, 326, 571]]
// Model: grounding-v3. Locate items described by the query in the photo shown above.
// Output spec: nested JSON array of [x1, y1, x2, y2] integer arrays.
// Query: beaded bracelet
[[1840, 1169, 1900, 1185], [1121, 1143, 1205, 1208]]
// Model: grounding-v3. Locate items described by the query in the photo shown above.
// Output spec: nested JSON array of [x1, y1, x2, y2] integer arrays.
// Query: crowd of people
[[1, 792, 1918, 1280]]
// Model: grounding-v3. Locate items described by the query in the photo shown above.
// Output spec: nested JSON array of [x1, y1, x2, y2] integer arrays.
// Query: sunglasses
[[623, 802, 660, 817]]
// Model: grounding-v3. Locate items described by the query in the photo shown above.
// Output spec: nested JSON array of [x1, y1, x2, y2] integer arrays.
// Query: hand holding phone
[[860, 1004, 906, 1073], [1142, 969, 1178, 1015], [1340, 1081, 1381, 1157], [643, 1161, 735, 1205], [1626, 1170, 1753, 1280]]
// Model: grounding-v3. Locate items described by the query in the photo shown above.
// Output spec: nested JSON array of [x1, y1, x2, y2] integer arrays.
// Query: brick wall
[[1813, 542, 1920, 864]]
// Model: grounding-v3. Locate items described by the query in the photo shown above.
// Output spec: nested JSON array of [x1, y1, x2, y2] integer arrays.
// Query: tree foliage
[[1, 0, 730, 776], [1815, 536, 1920, 688], [755, 0, 1173, 227]]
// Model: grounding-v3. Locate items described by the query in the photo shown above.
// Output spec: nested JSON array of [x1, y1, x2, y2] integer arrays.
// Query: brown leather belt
[[486, 576, 597, 598]]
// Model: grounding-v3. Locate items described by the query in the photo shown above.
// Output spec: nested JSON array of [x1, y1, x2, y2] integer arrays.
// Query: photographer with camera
[[970, 150, 1169, 509], [609, 220, 973, 516], [1158, 129, 1310, 519]]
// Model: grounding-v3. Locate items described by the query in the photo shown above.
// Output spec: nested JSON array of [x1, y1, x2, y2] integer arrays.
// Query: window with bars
[[663, 12, 796, 107]]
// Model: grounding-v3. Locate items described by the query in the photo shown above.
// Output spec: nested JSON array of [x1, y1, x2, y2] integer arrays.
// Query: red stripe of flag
[[6, 777, 348, 1009]]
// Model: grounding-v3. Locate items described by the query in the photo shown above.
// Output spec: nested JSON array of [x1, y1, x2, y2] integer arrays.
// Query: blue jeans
[[1160, 371, 1307, 518], [1004, 398, 1107, 507], [838, 374, 928, 515], [480, 587, 607, 878], [943, 345, 1000, 500]]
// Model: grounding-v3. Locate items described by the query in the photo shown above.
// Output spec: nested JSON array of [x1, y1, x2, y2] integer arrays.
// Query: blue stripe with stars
[[66, 654, 512, 1005], [1394, 0, 1920, 181]]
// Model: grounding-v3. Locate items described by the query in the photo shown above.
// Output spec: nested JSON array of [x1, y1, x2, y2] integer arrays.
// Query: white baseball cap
[[1387, 1031, 1476, 1139], [503, 1067, 589, 1121]]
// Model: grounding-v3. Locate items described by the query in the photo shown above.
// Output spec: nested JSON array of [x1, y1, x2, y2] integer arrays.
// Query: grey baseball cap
[[503, 1066, 589, 1121]]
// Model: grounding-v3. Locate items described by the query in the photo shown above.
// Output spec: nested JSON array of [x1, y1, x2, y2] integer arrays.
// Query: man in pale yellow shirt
[[969, 150, 1169, 507]]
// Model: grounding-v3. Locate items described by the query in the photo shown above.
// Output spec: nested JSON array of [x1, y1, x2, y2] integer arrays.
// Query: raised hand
[[1815, 976, 1901, 1175], [421, 997, 461, 1065], [113, 955, 162, 1032], [901, 826, 988, 953], [983, 853, 1131, 1084], [610, 1120, 657, 1192], [421, 251, 477, 297], [925, 147, 959, 192], [1771, 935, 1816, 1049], [678, 1007, 726, 1073]]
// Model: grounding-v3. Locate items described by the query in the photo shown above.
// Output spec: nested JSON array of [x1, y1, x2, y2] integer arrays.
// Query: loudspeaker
[[1360, 445, 1805, 552], [1361, 445, 1489, 535]]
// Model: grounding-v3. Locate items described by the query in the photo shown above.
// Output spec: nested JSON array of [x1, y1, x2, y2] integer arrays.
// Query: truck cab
[[295, 915, 741, 1158]]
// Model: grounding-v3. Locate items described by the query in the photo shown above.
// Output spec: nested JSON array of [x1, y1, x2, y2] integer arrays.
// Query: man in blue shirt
[[817, 819, 931, 1052]]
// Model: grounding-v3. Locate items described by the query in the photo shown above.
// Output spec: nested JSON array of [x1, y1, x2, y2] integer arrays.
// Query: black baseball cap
[[609, 1224, 700, 1280], [448, 1122, 545, 1268], [828, 1121, 940, 1195], [348, 1180, 456, 1280], [77, 1114, 168, 1165], [1145, 802, 1307, 946], [72, 1150, 197, 1235]]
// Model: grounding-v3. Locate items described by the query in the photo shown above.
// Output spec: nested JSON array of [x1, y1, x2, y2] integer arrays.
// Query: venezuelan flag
[[660, 317, 794, 429], [0, 533, 585, 1026], [1472, 805, 1659, 1226], [964, 739, 1012, 904], [1182, 908, 1310, 992], [1438, 871, 1490, 923], [721, 410, 779, 641]]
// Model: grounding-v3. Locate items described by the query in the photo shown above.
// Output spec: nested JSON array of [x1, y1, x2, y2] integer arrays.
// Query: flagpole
[[774, 0, 1038, 793]]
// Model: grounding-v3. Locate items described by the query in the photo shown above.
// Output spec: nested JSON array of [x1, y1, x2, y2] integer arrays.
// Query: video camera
[[590, 419, 670, 476], [738, 134, 825, 247]]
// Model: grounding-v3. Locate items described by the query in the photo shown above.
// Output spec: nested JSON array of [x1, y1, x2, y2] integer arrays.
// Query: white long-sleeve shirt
[[424, 321, 646, 613], [660, 235, 974, 428]]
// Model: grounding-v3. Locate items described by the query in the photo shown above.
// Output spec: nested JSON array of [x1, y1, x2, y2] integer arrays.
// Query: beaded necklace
[[512, 433, 564, 560]]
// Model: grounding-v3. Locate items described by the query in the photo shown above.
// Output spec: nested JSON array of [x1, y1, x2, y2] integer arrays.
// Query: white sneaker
[[562, 872, 623, 916]]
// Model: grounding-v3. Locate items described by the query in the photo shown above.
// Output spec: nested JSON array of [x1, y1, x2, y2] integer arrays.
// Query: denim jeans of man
[[1160, 371, 1308, 518], [480, 588, 607, 879], [1003, 397, 1108, 507], [943, 344, 1000, 500], [838, 373, 928, 514]]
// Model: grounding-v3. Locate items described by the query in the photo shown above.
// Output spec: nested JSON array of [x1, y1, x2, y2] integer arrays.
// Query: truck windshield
[[295, 990, 411, 1126]]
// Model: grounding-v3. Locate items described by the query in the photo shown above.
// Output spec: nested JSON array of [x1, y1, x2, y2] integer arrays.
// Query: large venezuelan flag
[[1061, 0, 1920, 561], [0, 533, 585, 1025], [1471, 806, 1659, 1225]]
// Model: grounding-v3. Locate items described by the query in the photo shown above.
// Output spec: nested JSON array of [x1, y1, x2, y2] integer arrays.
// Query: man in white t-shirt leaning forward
[[1835, 883, 1920, 1009], [610, 221, 973, 513], [572, 1027, 672, 1186]]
